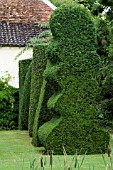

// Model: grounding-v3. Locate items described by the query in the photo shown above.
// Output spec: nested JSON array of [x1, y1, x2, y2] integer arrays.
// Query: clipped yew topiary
[[18, 58, 32, 130], [37, 3, 110, 154], [28, 44, 48, 137], [20, 62, 32, 130], [32, 59, 58, 146], [30, 44, 58, 145]]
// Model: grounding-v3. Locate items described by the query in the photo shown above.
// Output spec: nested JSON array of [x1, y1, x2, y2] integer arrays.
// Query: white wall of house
[[0, 47, 33, 88]]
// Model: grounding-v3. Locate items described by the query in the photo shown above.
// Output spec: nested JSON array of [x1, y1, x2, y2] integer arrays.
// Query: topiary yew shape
[[18, 58, 32, 130], [37, 3, 110, 154]]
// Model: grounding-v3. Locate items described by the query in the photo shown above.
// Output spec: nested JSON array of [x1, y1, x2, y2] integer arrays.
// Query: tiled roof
[[0, 21, 44, 46], [0, 0, 55, 46], [0, 0, 54, 23]]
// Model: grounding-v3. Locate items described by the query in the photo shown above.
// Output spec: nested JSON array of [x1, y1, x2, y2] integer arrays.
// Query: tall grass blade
[[21, 158, 24, 170], [89, 164, 91, 170], [93, 164, 95, 170], [33, 166, 37, 170], [78, 163, 80, 170], [106, 164, 110, 170], [30, 158, 36, 170], [44, 156, 47, 166], [74, 155, 78, 168], [57, 156, 62, 169], [79, 151, 87, 169], [63, 146, 67, 170], [50, 151, 53, 170], [108, 147, 111, 157], [69, 155, 77, 169], [110, 156, 113, 169], [102, 154, 107, 167], [40, 154, 44, 170]]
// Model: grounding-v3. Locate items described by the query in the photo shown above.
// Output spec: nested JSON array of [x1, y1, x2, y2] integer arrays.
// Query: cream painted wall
[[0, 47, 33, 88]]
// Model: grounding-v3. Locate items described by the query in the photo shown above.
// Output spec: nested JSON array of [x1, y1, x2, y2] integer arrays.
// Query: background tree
[[95, 0, 113, 126]]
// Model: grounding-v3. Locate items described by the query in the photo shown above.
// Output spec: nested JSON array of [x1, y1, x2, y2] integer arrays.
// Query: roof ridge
[[42, 0, 57, 10]]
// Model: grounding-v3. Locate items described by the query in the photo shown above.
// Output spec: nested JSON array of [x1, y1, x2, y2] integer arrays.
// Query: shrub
[[95, 18, 113, 126], [0, 76, 19, 130], [28, 44, 48, 137], [28, 44, 59, 147], [32, 78, 58, 146], [37, 3, 110, 154], [31, 44, 60, 146], [18, 58, 32, 129], [20, 62, 32, 130]]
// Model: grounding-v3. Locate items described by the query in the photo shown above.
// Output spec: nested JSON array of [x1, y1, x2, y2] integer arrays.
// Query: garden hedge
[[28, 44, 48, 137], [32, 60, 58, 146], [18, 58, 32, 129], [19, 62, 32, 130], [29, 44, 58, 145], [37, 3, 110, 154]]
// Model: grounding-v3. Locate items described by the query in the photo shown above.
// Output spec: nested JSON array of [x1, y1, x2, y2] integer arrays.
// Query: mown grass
[[0, 130, 41, 170], [0, 130, 113, 170]]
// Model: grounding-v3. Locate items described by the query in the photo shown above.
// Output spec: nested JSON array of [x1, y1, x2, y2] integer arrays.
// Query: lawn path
[[0, 130, 112, 170], [0, 130, 42, 170]]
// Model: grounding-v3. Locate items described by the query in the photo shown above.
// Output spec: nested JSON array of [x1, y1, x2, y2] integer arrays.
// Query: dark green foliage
[[49, 0, 74, 7], [96, 18, 110, 62], [39, 118, 109, 155], [13, 89, 19, 127], [30, 45, 58, 146], [20, 62, 32, 130], [95, 18, 111, 123], [37, 4, 110, 154], [18, 58, 32, 129], [101, 1, 113, 124], [99, 0, 113, 6], [0, 77, 19, 130], [91, 2, 104, 16], [50, 0, 96, 10], [99, 0, 113, 21], [99, 65, 113, 125], [32, 59, 58, 146], [28, 45, 48, 137], [94, 1, 113, 123], [77, 0, 96, 10]]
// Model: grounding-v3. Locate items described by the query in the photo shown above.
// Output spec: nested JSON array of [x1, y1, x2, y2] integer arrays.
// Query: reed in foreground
[[30, 147, 113, 170]]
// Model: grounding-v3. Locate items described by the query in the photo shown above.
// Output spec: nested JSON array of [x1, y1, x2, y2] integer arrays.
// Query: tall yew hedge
[[20, 62, 32, 130], [18, 58, 32, 129], [29, 44, 58, 146], [28, 44, 48, 137]]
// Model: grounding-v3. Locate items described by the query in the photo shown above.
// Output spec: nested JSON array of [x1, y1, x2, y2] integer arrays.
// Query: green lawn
[[0, 130, 113, 170], [0, 130, 42, 170]]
